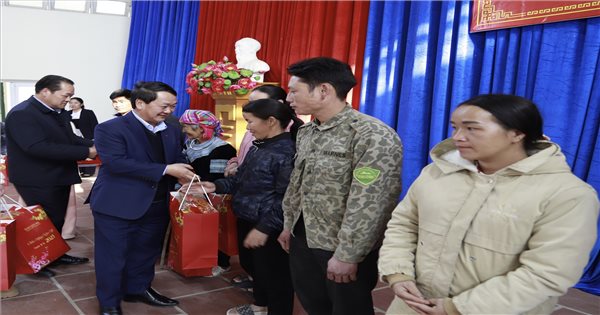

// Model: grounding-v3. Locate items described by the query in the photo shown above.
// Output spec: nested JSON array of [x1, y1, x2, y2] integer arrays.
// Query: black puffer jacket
[[214, 133, 295, 235]]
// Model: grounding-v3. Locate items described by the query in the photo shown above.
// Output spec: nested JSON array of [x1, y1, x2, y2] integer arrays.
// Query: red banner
[[471, 0, 600, 32]]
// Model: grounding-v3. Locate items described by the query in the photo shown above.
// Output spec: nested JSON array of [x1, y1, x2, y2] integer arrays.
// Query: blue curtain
[[122, 1, 199, 117], [360, 1, 600, 295]]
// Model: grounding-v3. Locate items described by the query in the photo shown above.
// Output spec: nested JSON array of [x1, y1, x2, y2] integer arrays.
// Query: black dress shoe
[[50, 254, 90, 266], [35, 267, 55, 277], [123, 287, 178, 307], [99, 306, 122, 315]]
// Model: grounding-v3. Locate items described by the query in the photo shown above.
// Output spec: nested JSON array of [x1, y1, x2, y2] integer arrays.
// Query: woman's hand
[[392, 281, 432, 314], [243, 228, 268, 249], [180, 181, 216, 194], [409, 298, 448, 315], [224, 161, 238, 177]]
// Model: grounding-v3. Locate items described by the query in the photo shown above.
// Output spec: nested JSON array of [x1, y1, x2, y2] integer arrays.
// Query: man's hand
[[327, 256, 357, 283], [165, 163, 195, 182], [244, 228, 268, 249], [88, 145, 97, 159], [277, 229, 291, 252], [392, 281, 432, 314]]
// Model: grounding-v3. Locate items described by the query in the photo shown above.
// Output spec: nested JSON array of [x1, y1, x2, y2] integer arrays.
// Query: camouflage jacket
[[282, 106, 403, 263]]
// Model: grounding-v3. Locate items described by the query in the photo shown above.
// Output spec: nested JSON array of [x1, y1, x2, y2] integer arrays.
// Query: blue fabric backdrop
[[360, 0, 600, 296], [121, 1, 199, 117]]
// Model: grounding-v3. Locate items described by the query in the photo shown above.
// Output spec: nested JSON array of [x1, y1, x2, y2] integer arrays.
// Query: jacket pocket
[[415, 221, 446, 287]]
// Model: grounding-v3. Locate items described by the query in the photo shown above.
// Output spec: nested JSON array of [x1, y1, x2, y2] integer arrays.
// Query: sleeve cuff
[[383, 273, 414, 286], [444, 298, 461, 315]]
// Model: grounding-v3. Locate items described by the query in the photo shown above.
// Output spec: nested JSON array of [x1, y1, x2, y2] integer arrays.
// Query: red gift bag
[[77, 156, 102, 166], [0, 219, 16, 290], [209, 193, 238, 256], [0, 197, 70, 274], [167, 177, 219, 277]]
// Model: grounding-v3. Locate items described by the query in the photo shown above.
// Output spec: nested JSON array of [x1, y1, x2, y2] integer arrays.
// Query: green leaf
[[253, 76, 261, 81], [235, 88, 249, 95], [221, 72, 229, 78], [204, 71, 213, 78], [224, 79, 231, 85], [205, 82, 212, 87], [198, 63, 208, 70], [228, 71, 241, 79], [239, 69, 253, 77]]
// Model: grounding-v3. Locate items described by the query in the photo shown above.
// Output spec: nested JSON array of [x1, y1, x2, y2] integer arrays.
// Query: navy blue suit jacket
[[5, 96, 92, 187], [90, 113, 185, 220]]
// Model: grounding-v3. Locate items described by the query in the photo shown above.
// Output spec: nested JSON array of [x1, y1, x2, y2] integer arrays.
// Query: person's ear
[[510, 130, 525, 143], [267, 116, 278, 127], [319, 83, 335, 101], [135, 99, 145, 109]]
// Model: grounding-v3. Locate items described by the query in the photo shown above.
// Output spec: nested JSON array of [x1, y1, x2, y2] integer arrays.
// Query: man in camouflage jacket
[[278, 57, 403, 315]]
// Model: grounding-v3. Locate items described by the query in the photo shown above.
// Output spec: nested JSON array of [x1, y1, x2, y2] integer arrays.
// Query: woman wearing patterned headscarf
[[179, 110, 237, 182]]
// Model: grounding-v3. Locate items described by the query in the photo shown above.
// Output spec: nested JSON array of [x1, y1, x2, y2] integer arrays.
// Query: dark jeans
[[290, 221, 378, 315], [237, 218, 294, 315]]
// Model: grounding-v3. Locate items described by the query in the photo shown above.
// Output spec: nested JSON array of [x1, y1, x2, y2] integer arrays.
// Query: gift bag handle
[[178, 174, 214, 211], [0, 196, 18, 219]]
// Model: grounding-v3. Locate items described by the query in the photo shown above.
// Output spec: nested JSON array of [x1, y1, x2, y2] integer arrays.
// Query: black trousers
[[237, 218, 294, 315], [289, 221, 379, 315], [14, 184, 71, 233], [93, 199, 169, 307]]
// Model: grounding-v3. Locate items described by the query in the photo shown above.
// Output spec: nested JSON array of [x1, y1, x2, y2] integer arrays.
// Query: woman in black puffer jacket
[[199, 98, 302, 315]]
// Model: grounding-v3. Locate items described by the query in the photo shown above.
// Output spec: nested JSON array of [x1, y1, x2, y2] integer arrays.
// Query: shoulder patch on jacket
[[353, 167, 380, 185]]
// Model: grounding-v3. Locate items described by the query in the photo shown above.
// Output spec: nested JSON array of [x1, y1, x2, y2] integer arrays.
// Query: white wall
[[0, 6, 130, 123]]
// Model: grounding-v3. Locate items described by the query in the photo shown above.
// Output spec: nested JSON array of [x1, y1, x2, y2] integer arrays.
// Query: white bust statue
[[235, 37, 270, 82]]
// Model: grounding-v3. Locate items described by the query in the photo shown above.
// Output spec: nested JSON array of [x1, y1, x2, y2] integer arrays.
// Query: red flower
[[237, 78, 251, 88]]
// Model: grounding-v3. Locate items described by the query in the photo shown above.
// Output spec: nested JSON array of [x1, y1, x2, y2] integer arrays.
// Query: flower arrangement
[[186, 56, 258, 95]]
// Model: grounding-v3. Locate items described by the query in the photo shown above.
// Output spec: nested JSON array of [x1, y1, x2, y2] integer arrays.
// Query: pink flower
[[237, 78, 251, 88], [212, 78, 225, 87], [187, 56, 256, 95]]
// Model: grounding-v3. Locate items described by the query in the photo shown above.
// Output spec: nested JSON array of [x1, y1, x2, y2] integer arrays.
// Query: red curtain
[[190, 1, 370, 112]]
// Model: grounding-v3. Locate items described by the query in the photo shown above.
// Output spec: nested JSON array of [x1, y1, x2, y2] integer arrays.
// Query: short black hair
[[287, 57, 356, 100], [35, 75, 74, 93], [458, 94, 544, 151], [130, 82, 177, 109], [109, 88, 131, 101], [70, 97, 85, 109]]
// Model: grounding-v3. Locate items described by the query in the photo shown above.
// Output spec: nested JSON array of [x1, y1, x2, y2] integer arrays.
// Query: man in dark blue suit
[[5, 75, 96, 277], [90, 81, 195, 315]]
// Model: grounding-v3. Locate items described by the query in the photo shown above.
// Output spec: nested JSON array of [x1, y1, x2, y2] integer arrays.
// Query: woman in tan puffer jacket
[[379, 94, 599, 315]]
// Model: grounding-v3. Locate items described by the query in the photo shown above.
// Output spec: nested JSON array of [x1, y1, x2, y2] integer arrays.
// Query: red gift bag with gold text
[[167, 178, 219, 277], [0, 198, 70, 274], [0, 219, 16, 290], [209, 193, 238, 256]]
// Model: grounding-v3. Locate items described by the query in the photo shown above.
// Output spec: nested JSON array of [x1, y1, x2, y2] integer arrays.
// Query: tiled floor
[[1, 176, 599, 315]]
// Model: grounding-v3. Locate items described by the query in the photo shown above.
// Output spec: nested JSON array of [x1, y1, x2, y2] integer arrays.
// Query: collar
[[33, 95, 61, 113], [306, 105, 353, 132], [131, 110, 167, 134], [252, 132, 291, 147]]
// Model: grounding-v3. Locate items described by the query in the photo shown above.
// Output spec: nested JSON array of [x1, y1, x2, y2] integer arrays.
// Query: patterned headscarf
[[179, 110, 224, 138]]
